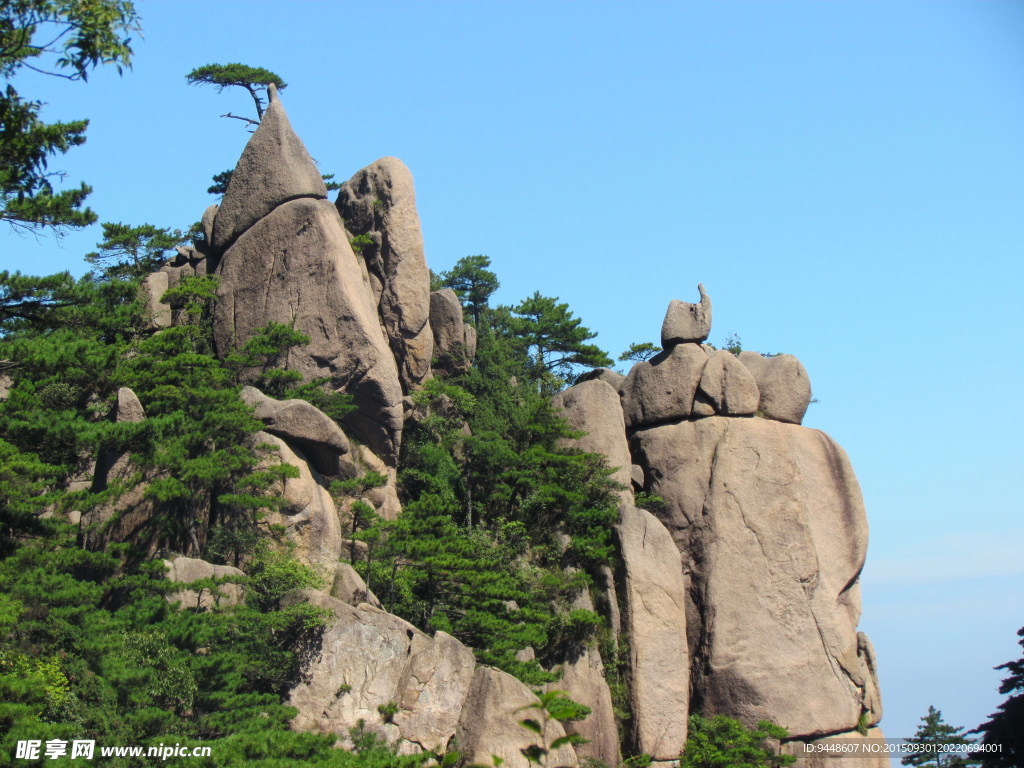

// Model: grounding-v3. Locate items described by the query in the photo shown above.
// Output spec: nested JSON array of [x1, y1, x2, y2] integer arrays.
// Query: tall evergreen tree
[[503, 292, 612, 393], [84, 222, 187, 280], [438, 254, 500, 326], [902, 706, 981, 768], [975, 627, 1024, 768]]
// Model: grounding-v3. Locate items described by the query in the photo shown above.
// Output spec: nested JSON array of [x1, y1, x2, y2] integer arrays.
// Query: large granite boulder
[[737, 351, 812, 425], [576, 367, 626, 391], [163, 556, 244, 610], [620, 343, 709, 428], [141, 272, 171, 330], [552, 379, 632, 502], [211, 90, 403, 463], [330, 562, 382, 609], [253, 432, 342, 576], [661, 284, 711, 346], [785, 727, 889, 768], [213, 197, 403, 462], [629, 416, 880, 738], [336, 157, 434, 393], [615, 505, 690, 760], [695, 349, 760, 417], [429, 289, 472, 373], [211, 84, 328, 253], [455, 666, 579, 768], [288, 590, 476, 754], [241, 386, 349, 475], [554, 589, 619, 767], [79, 388, 160, 555]]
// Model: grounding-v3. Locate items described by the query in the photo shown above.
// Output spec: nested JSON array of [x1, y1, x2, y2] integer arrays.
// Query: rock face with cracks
[[210, 88, 403, 463], [630, 416, 882, 737], [337, 157, 434, 393], [128, 84, 886, 765]]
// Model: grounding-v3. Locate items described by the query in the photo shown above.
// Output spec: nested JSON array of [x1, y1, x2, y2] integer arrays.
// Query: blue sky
[[5, 0, 1023, 746]]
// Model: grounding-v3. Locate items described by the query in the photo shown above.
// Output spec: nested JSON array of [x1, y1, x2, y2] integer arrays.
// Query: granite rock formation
[[164, 555, 244, 610], [337, 157, 434, 393], [118, 86, 884, 766], [208, 85, 403, 463], [558, 285, 881, 755]]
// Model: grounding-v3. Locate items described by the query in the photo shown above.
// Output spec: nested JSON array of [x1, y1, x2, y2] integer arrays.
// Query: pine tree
[[902, 706, 980, 768], [84, 222, 187, 280], [503, 292, 612, 393], [975, 627, 1024, 768], [185, 63, 287, 126], [1, 1, 138, 233], [438, 255, 500, 326], [618, 342, 659, 363], [680, 714, 795, 768]]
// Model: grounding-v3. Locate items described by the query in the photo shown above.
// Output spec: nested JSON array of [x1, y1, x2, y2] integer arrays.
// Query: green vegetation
[[902, 707, 980, 768], [84, 222, 189, 281], [499, 292, 613, 395], [437, 254, 501, 326], [618, 342, 659, 364], [678, 714, 794, 768], [0, 10, 801, 764], [186, 62, 287, 125], [1, 0, 138, 233], [974, 626, 1024, 767], [517, 689, 590, 766]]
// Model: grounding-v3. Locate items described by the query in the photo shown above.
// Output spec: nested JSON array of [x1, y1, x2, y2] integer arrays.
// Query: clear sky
[[5, 0, 1023, 747]]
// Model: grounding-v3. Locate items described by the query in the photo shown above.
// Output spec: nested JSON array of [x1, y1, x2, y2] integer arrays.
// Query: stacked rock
[[621, 284, 812, 428]]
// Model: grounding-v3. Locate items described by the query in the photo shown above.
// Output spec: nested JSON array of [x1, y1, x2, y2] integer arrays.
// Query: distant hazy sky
[[5, 0, 1023, 745]]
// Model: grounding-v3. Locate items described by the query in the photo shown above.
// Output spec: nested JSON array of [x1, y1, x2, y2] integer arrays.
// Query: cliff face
[[554, 290, 884, 764], [133, 90, 883, 766]]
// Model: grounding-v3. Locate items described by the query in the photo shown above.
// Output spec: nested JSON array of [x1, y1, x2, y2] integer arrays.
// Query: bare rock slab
[[330, 562, 382, 608], [337, 157, 434, 392], [620, 343, 709, 428], [552, 379, 632, 503], [785, 727, 889, 768], [164, 556, 244, 610], [429, 289, 472, 372], [211, 84, 328, 253], [554, 589, 619, 767], [253, 432, 342, 576], [241, 386, 349, 475], [661, 284, 712, 346], [455, 666, 579, 768], [630, 417, 874, 738], [616, 505, 689, 760], [289, 590, 476, 754], [214, 197, 403, 463], [141, 272, 171, 330]]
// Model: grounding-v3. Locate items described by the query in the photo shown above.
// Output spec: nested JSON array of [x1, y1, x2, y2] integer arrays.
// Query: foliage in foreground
[[677, 714, 794, 768], [974, 627, 1024, 768], [1, 0, 138, 233]]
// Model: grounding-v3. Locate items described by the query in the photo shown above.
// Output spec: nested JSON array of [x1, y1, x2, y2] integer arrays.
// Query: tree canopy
[[975, 627, 1024, 768], [84, 222, 187, 280], [185, 62, 287, 125], [902, 706, 980, 768], [679, 714, 795, 768], [1, 0, 138, 233], [437, 254, 500, 326], [502, 291, 612, 393]]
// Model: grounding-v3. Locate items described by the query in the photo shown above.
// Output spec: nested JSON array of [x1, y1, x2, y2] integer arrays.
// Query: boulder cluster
[[121, 89, 885, 767]]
